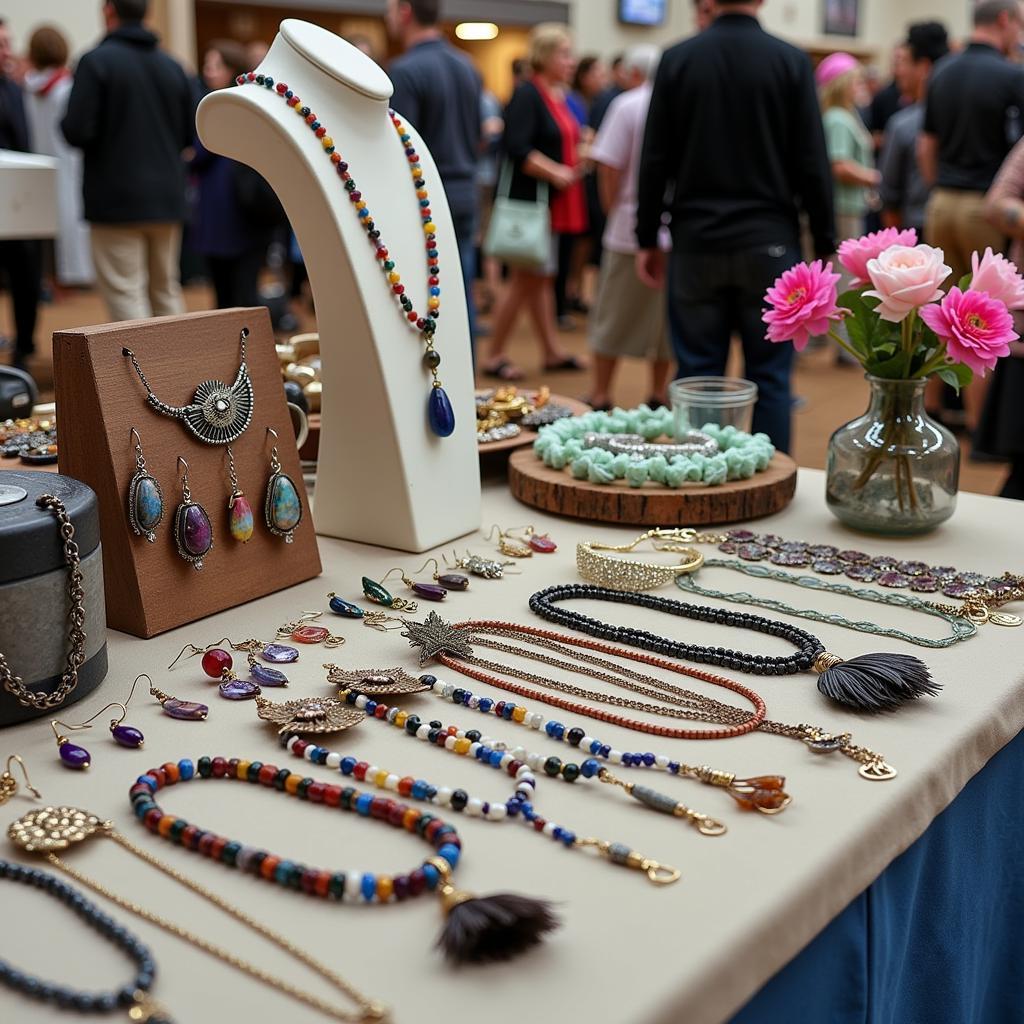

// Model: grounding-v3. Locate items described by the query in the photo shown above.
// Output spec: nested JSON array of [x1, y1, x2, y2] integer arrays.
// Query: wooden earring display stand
[[54, 307, 322, 638]]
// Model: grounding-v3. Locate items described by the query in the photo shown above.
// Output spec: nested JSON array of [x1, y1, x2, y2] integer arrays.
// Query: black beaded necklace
[[528, 584, 940, 712]]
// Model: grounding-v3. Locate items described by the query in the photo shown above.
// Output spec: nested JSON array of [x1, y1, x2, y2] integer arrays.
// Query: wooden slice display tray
[[478, 394, 592, 455], [508, 448, 798, 525]]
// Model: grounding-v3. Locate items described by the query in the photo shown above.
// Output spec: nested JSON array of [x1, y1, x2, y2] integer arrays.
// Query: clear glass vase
[[825, 375, 959, 535]]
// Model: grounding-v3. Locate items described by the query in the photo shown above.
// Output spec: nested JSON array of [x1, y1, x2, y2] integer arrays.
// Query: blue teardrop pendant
[[428, 385, 455, 438], [329, 593, 366, 618]]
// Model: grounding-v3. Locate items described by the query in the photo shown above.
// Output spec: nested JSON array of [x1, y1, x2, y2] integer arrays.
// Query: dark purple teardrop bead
[[58, 742, 91, 769], [411, 582, 447, 601], [111, 725, 145, 748], [436, 573, 470, 591]]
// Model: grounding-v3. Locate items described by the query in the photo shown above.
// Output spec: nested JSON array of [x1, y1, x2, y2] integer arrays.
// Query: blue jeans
[[450, 205, 478, 356], [668, 243, 800, 453]]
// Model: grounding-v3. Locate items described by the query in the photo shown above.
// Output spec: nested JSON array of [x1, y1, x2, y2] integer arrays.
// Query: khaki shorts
[[589, 249, 671, 360]]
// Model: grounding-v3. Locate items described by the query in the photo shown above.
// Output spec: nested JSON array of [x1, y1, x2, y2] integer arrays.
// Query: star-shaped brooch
[[323, 664, 433, 696], [255, 695, 365, 735], [401, 611, 474, 666]]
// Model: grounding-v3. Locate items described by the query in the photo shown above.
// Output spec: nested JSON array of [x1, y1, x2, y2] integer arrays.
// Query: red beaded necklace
[[236, 70, 455, 438]]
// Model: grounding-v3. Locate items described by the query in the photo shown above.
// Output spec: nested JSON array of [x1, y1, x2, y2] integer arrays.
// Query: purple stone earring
[[173, 456, 213, 571], [51, 678, 148, 768]]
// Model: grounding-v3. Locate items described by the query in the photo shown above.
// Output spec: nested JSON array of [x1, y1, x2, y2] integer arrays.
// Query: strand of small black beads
[[528, 584, 825, 675], [129, 756, 461, 904], [0, 859, 167, 1019]]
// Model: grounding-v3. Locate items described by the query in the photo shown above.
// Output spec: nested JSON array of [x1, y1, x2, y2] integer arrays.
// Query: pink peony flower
[[919, 287, 1017, 376], [864, 244, 951, 322], [969, 247, 1024, 310], [838, 227, 919, 285], [762, 260, 842, 350]]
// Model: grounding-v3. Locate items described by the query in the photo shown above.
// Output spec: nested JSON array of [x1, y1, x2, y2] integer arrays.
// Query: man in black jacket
[[62, 0, 194, 322], [636, 0, 834, 453], [0, 17, 41, 369]]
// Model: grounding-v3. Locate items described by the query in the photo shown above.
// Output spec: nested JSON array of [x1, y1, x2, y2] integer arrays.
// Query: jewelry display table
[[2, 468, 1021, 1024]]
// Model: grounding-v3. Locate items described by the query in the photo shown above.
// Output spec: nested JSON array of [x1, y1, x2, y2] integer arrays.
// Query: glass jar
[[669, 376, 758, 437], [825, 375, 959, 535]]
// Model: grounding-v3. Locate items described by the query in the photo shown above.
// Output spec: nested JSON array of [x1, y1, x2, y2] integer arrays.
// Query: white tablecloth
[[2, 468, 1022, 1024]]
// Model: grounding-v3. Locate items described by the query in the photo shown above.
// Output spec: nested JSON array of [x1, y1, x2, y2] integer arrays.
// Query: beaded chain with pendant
[[236, 70, 455, 438]]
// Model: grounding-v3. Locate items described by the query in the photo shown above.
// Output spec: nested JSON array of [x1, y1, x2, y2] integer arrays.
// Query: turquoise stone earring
[[126, 427, 164, 542], [263, 427, 302, 543]]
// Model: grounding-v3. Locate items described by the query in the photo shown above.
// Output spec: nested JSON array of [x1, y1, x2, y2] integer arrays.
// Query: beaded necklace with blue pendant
[[236, 70, 455, 438]]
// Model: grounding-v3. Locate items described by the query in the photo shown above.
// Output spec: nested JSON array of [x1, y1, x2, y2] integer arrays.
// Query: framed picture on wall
[[823, 0, 859, 36], [619, 0, 667, 27]]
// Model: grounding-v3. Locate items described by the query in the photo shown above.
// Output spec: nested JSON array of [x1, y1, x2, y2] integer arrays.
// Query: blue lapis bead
[[622, 753, 634, 767], [552, 827, 564, 841], [479, 698, 493, 712], [506, 800, 520, 816], [355, 793, 374, 816], [136, 774, 157, 790], [590, 740, 602, 754], [502, 704, 514, 720], [489, 751, 503, 767], [264, 77, 274, 87], [581, 758, 600, 778], [310, 120, 320, 130], [561, 830, 576, 846], [177, 759, 195, 780], [437, 843, 460, 868], [430, 286, 441, 296], [643, 753, 656, 766], [600, 744, 612, 757], [341, 756, 356, 774], [545, 722, 557, 737], [285, 90, 293, 98], [316, 748, 329, 765], [554, 724, 565, 739], [422, 863, 440, 888], [427, 385, 456, 438], [361, 873, 376, 901], [365, 701, 377, 715], [668, 761, 680, 773], [411, 780, 429, 800]]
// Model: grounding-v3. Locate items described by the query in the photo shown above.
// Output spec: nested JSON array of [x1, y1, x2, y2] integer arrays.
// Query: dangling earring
[[49, 720, 92, 770], [517, 524, 558, 554], [173, 456, 214, 570], [263, 427, 302, 542], [168, 640, 262, 700], [144, 674, 210, 721], [274, 612, 345, 648], [445, 551, 517, 579], [226, 445, 254, 543], [362, 574, 419, 612], [126, 426, 164, 542], [484, 524, 533, 558], [0, 754, 42, 803], [417, 557, 470, 591], [379, 566, 448, 602]]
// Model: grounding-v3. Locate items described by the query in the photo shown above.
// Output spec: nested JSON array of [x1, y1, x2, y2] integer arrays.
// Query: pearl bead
[[436, 787, 453, 806]]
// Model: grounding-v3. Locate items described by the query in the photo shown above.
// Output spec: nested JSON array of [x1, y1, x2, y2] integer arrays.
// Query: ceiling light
[[455, 22, 499, 41]]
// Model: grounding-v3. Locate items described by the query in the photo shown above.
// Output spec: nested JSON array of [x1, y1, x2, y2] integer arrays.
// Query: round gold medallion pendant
[[8, 806, 105, 852]]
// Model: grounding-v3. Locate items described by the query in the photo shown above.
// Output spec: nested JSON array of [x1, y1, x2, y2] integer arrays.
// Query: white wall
[[2, 0, 104, 61]]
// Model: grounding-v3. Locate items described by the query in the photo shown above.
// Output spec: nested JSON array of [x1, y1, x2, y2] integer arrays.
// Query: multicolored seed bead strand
[[236, 70, 455, 438], [286, 708, 725, 834], [129, 757, 460, 904]]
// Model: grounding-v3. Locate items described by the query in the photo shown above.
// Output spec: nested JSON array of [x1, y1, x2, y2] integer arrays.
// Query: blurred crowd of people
[[1, 0, 1024, 494]]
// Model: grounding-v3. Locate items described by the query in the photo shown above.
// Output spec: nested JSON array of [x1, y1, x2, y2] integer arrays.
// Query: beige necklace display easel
[[197, 19, 480, 552]]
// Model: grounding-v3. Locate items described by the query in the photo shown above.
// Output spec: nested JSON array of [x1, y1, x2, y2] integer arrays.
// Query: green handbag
[[484, 158, 551, 269]]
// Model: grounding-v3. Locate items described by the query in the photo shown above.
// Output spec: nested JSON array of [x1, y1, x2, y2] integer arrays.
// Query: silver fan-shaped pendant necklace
[[123, 327, 255, 445]]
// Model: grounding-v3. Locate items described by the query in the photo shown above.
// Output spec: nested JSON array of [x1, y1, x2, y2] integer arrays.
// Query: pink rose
[[762, 260, 841, 351], [863, 244, 951, 323], [919, 287, 1017, 376], [969, 247, 1024, 310], [838, 227, 919, 285]]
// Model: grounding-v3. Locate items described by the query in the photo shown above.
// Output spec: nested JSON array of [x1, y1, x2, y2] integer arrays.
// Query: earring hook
[[69, 702, 129, 729], [167, 642, 209, 670], [130, 426, 143, 448], [177, 456, 189, 474], [413, 557, 440, 576], [3, 754, 41, 800], [266, 427, 279, 442], [51, 719, 88, 740], [381, 567, 406, 583], [483, 524, 505, 542]]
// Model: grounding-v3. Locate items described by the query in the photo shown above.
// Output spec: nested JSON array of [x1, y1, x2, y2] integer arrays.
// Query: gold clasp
[[692, 814, 727, 837], [641, 859, 681, 885]]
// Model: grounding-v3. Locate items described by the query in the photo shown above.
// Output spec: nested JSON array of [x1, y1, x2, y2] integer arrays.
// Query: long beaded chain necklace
[[0, 860, 171, 1022], [676, 558, 978, 648], [236, 70, 455, 438], [419, 673, 896, 786], [528, 585, 940, 712], [1, 494, 86, 710], [305, 688, 732, 829], [124, 755, 567, 965], [395, 617, 896, 783], [8, 802, 385, 1021]]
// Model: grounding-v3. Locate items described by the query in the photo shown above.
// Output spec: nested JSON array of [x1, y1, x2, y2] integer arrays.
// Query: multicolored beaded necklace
[[236, 70, 455, 438], [292, 699, 730, 830]]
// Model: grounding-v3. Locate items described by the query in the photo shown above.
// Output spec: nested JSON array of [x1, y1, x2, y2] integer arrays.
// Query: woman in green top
[[816, 52, 881, 242]]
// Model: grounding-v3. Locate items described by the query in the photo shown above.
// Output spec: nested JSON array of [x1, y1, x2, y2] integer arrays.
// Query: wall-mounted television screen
[[619, 0, 667, 27]]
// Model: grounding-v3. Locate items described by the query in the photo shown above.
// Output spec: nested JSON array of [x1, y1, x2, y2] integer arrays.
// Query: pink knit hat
[[816, 52, 859, 87]]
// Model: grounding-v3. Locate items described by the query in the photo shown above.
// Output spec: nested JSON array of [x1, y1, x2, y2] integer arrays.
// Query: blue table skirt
[[731, 727, 1024, 1024]]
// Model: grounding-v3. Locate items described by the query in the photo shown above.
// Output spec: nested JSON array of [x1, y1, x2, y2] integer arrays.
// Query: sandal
[[544, 355, 587, 372], [482, 358, 525, 382]]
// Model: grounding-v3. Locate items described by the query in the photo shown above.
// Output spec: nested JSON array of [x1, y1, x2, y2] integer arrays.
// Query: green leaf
[[958, 272, 972, 291], [867, 352, 909, 378], [936, 363, 973, 394]]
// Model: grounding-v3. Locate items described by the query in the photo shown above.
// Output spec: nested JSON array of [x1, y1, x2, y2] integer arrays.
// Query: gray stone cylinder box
[[0, 471, 108, 726]]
